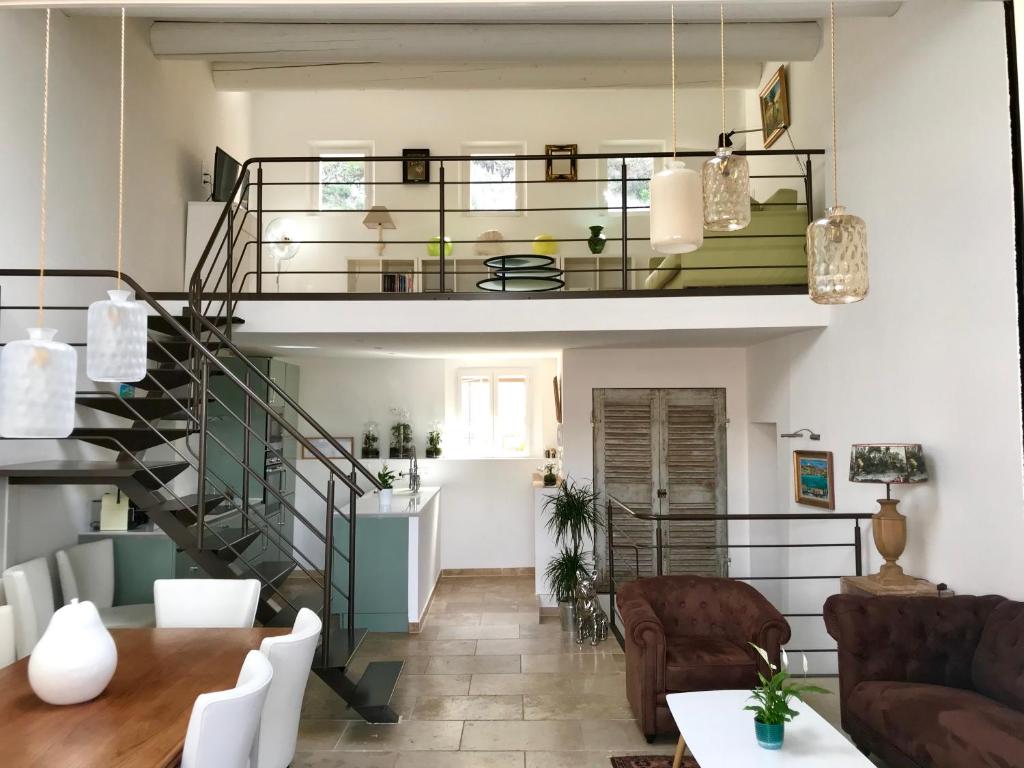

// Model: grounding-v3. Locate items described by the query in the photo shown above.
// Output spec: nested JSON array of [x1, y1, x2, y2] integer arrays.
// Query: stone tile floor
[[295, 575, 878, 768]]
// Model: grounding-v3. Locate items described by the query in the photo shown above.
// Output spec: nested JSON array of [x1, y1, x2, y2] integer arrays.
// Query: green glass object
[[427, 236, 453, 258], [587, 225, 607, 254]]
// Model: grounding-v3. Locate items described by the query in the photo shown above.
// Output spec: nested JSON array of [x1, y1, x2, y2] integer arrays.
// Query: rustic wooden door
[[593, 388, 727, 584]]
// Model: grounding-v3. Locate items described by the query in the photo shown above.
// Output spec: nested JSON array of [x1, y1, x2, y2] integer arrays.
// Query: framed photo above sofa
[[793, 450, 835, 509]]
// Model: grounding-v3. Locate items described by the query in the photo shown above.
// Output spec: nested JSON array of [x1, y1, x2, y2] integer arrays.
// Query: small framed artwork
[[793, 450, 835, 509], [759, 66, 791, 149], [402, 148, 430, 184], [545, 144, 578, 181], [302, 436, 354, 460]]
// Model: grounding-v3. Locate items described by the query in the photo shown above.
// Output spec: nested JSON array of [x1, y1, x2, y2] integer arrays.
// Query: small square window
[[461, 143, 526, 216], [600, 142, 664, 213], [455, 369, 530, 457], [319, 154, 367, 211]]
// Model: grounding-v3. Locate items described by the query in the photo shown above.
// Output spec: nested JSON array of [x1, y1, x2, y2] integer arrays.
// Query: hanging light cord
[[670, 3, 676, 159], [830, 0, 839, 206], [116, 7, 125, 288], [720, 2, 726, 145], [37, 8, 51, 329]]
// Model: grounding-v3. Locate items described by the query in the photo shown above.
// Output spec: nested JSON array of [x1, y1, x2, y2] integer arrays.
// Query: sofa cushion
[[665, 635, 756, 692], [939, 707, 1024, 768], [847, 681, 1018, 767], [972, 600, 1024, 711]]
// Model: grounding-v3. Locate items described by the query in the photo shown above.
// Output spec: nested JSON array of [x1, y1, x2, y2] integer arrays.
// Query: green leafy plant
[[543, 478, 601, 604], [377, 465, 396, 490], [745, 645, 829, 726], [426, 428, 442, 457]]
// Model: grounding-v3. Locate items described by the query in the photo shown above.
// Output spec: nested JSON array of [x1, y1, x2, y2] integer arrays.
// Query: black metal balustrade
[[604, 495, 874, 667], [185, 148, 824, 318]]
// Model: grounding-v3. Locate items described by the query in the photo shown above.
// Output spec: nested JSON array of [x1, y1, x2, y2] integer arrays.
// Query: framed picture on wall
[[402, 149, 430, 184], [545, 144, 578, 181], [302, 436, 354, 459], [759, 65, 791, 149], [793, 450, 835, 509]]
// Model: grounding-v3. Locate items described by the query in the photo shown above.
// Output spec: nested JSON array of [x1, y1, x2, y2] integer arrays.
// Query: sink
[[392, 488, 420, 497]]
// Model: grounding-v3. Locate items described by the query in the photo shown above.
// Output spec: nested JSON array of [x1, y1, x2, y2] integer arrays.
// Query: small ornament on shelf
[[361, 421, 380, 459]]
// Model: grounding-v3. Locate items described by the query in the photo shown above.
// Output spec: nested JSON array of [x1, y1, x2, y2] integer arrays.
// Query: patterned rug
[[609, 757, 699, 768]]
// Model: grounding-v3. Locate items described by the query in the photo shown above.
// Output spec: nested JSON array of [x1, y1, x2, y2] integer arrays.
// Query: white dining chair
[[253, 607, 323, 768], [181, 649, 274, 768], [154, 579, 261, 628], [0, 605, 15, 668], [1, 557, 56, 659], [56, 538, 155, 628]]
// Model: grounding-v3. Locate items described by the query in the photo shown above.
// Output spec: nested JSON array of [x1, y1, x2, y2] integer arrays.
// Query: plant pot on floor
[[558, 601, 577, 632], [754, 719, 784, 750]]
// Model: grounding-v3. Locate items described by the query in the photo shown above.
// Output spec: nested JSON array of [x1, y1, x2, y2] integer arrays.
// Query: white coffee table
[[666, 689, 875, 767]]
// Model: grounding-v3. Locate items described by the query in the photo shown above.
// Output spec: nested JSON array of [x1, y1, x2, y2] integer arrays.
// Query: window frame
[[597, 140, 665, 215], [460, 141, 527, 217], [454, 367, 532, 458], [309, 140, 375, 212]]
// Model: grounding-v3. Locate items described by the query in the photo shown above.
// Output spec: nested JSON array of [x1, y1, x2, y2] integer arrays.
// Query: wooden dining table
[[0, 627, 288, 768]]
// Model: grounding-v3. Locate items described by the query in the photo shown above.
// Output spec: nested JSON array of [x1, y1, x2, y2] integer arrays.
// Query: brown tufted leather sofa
[[616, 575, 791, 741], [824, 594, 1024, 768]]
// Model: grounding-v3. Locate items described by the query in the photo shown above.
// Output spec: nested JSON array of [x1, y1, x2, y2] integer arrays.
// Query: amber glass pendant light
[[702, 3, 751, 231], [650, 4, 704, 254], [807, 1, 868, 304], [87, 8, 147, 383]]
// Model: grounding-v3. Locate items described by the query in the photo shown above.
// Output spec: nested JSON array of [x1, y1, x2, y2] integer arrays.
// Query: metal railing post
[[804, 154, 814, 224], [322, 476, 335, 667], [225, 206, 234, 342], [620, 157, 629, 290], [607, 499, 616, 637], [348, 469, 358, 651], [438, 161, 446, 293], [242, 369, 251, 535], [256, 163, 264, 294], [196, 358, 210, 549], [854, 521, 863, 576]]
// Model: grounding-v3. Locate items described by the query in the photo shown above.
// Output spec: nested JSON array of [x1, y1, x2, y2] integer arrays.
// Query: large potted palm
[[543, 478, 601, 631]]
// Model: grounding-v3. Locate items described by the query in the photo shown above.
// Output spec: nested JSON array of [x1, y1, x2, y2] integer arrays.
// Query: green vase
[[754, 720, 784, 750], [587, 225, 607, 254]]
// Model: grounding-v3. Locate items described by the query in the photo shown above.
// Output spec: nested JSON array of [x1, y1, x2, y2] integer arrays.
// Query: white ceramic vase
[[28, 599, 118, 706], [379, 488, 393, 512]]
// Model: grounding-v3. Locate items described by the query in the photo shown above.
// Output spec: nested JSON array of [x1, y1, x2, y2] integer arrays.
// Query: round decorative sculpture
[[0, 327, 77, 439], [29, 599, 117, 705], [531, 234, 559, 256], [87, 289, 148, 383], [427, 236, 453, 258], [478, 255, 564, 292], [474, 229, 505, 257]]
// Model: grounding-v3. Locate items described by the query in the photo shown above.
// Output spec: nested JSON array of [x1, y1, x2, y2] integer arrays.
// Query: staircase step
[[232, 559, 296, 591], [133, 367, 222, 391], [315, 658, 402, 724], [76, 394, 202, 422], [147, 338, 225, 364], [145, 493, 229, 524], [202, 527, 261, 562], [71, 427, 189, 453], [132, 461, 190, 490], [148, 312, 244, 337], [0, 460, 187, 487]]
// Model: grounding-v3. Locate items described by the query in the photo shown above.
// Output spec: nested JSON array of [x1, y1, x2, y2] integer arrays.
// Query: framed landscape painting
[[793, 450, 835, 509], [759, 65, 790, 148]]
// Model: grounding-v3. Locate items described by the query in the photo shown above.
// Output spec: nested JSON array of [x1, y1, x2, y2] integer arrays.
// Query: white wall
[[747, 0, 1024, 612], [286, 353, 558, 570]]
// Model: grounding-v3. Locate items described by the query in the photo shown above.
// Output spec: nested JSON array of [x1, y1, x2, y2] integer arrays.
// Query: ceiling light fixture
[[650, 3, 704, 254], [87, 8, 147, 384], [806, 1, 868, 304], [0, 10, 78, 439], [702, 2, 751, 232]]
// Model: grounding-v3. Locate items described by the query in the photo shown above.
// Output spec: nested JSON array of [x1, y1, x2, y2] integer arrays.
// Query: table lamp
[[849, 443, 928, 586], [362, 206, 396, 256]]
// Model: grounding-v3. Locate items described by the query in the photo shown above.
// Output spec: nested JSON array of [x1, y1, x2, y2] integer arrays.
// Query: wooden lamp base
[[869, 498, 917, 587]]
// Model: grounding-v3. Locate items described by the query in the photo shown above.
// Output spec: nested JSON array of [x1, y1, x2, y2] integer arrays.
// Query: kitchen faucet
[[406, 446, 421, 493]]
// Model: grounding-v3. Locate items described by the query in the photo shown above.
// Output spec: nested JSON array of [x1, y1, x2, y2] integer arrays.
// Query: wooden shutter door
[[659, 389, 728, 576], [593, 389, 659, 584]]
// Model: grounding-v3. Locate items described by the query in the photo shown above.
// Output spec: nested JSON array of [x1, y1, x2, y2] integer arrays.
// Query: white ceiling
[[237, 326, 812, 359]]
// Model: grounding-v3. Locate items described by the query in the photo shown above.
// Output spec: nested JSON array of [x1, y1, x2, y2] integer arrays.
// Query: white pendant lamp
[[650, 4, 704, 254], [807, 1, 868, 304], [87, 9, 147, 383], [702, 3, 751, 232], [0, 10, 78, 439]]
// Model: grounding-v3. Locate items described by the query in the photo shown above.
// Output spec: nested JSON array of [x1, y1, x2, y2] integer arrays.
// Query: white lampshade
[[264, 218, 301, 261], [87, 289, 147, 383], [806, 205, 869, 304], [702, 148, 751, 232], [650, 161, 704, 254], [0, 327, 77, 438]]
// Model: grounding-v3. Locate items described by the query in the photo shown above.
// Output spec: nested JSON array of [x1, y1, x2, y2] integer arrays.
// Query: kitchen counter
[[355, 486, 441, 518]]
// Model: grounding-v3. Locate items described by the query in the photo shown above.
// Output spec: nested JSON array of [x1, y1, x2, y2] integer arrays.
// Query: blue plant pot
[[755, 719, 785, 750]]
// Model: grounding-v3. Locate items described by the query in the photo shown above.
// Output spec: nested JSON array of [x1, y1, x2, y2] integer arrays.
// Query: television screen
[[212, 147, 240, 203]]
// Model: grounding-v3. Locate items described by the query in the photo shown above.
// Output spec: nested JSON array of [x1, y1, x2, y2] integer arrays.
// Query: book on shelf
[[383, 273, 415, 293]]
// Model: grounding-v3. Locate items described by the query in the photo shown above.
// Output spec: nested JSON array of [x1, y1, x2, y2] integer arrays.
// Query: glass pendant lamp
[[0, 11, 78, 438], [702, 3, 751, 232], [807, 1, 868, 304], [650, 4, 704, 254], [87, 10, 148, 382]]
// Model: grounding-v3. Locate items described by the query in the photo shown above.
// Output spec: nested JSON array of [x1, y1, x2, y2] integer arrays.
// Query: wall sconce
[[781, 428, 820, 440]]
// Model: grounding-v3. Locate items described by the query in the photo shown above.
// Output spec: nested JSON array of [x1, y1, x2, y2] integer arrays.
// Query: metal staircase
[[0, 268, 402, 723]]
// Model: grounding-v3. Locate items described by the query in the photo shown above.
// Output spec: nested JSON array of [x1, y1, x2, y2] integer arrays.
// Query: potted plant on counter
[[361, 422, 380, 459], [543, 478, 600, 631], [377, 465, 396, 512], [425, 423, 442, 458], [746, 645, 828, 750]]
